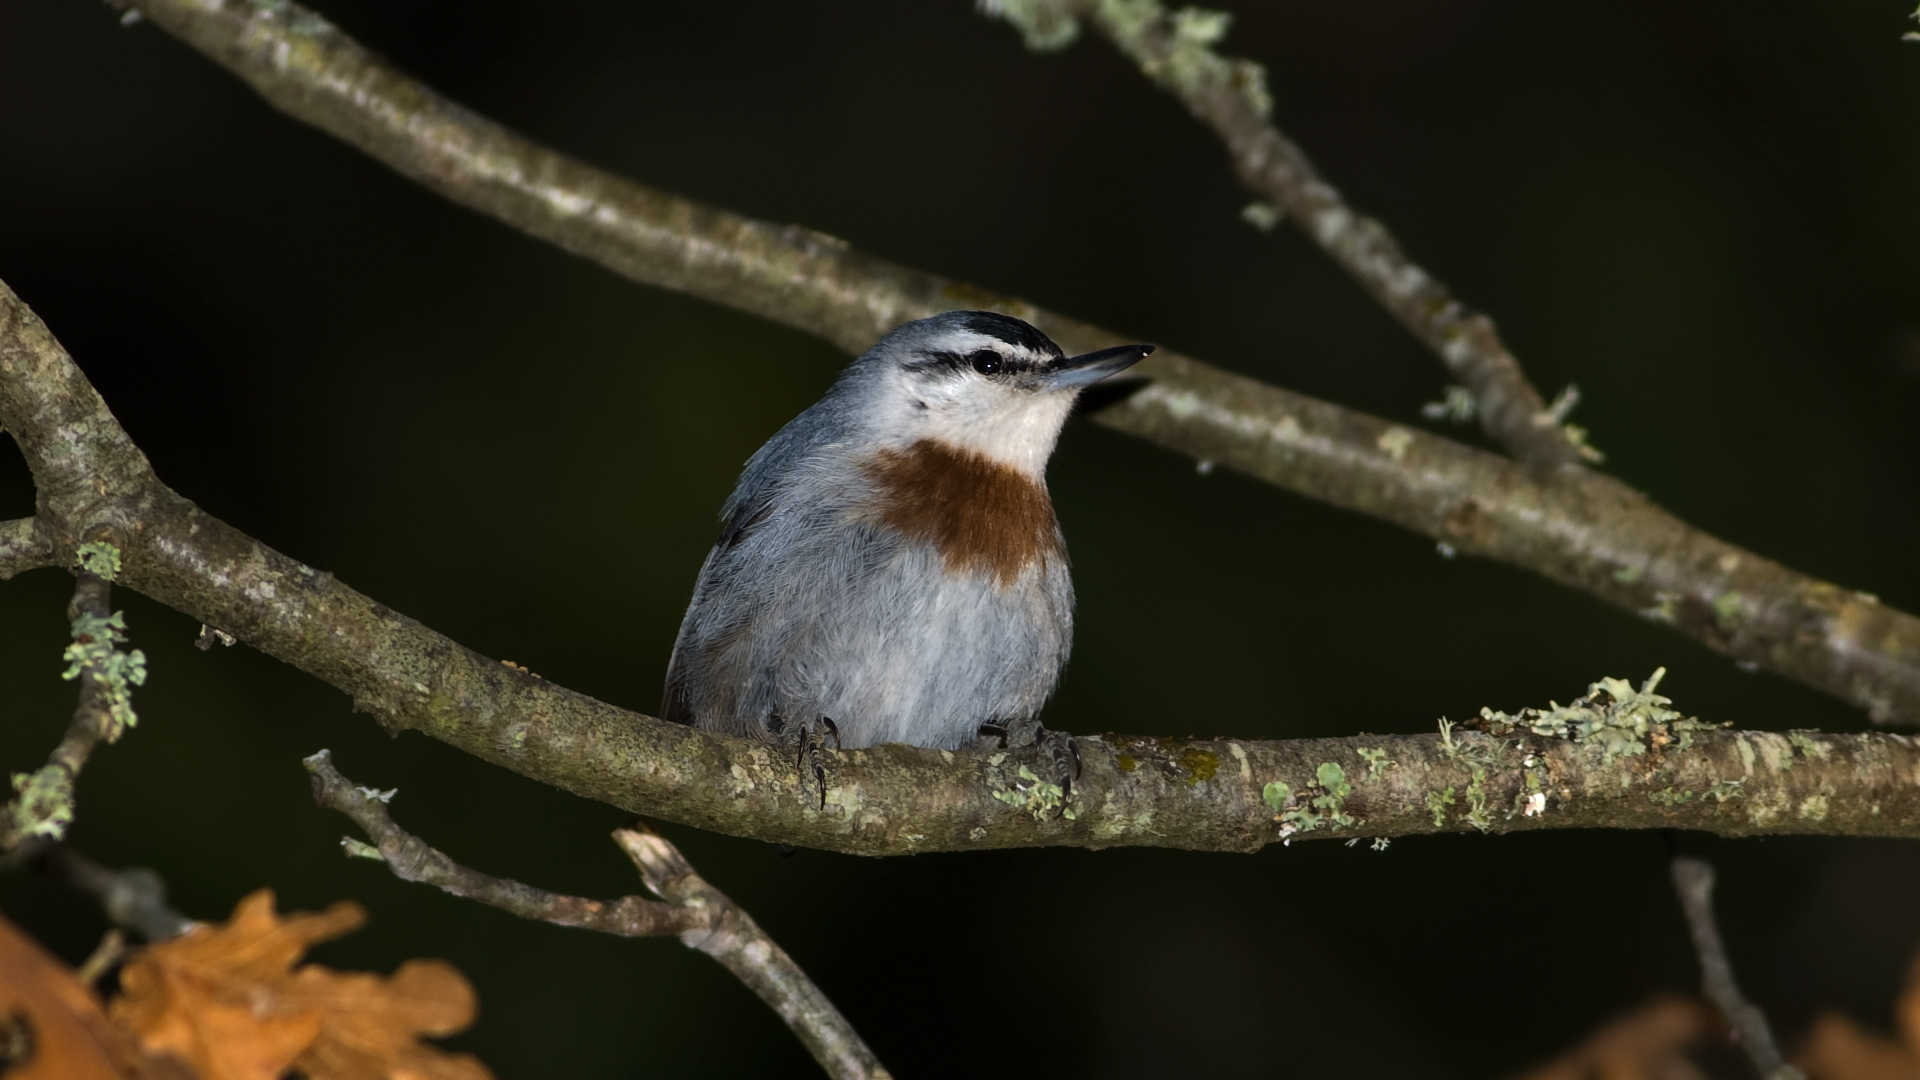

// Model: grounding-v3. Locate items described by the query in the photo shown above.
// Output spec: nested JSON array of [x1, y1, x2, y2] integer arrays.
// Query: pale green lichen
[[1612, 565, 1643, 585], [62, 611, 148, 742], [976, 0, 1080, 48], [1642, 592, 1680, 624], [1426, 787, 1455, 827], [8, 766, 74, 840], [1241, 201, 1281, 231], [74, 541, 121, 581], [1711, 591, 1747, 628], [1788, 732, 1831, 761], [1471, 668, 1719, 766], [1261, 780, 1290, 813], [1310, 762, 1356, 828], [1419, 385, 1477, 424], [992, 764, 1075, 820], [340, 837, 384, 861], [1463, 768, 1492, 832], [1356, 747, 1391, 779], [1648, 787, 1694, 806], [1264, 763, 1358, 839], [982, 0, 1273, 117], [1705, 778, 1746, 802]]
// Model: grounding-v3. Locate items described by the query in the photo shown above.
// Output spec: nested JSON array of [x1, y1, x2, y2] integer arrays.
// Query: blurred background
[[2, 1, 1919, 1076]]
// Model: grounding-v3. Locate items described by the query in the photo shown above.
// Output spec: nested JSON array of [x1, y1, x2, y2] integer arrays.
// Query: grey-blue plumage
[[663, 312, 1151, 750]]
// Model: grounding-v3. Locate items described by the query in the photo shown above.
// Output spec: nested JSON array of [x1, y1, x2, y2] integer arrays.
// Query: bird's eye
[[968, 350, 1002, 376]]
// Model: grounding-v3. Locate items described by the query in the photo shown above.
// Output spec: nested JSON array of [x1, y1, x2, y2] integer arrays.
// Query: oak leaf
[[110, 889, 490, 1080], [0, 908, 188, 1080]]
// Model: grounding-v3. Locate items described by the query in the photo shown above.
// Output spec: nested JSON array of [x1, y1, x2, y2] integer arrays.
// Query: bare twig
[[989, 0, 1586, 469], [0, 517, 54, 579], [305, 750, 892, 1080], [1670, 857, 1805, 1080], [1, 541, 146, 849], [614, 828, 890, 1080], [101, 0, 1920, 722], [48, 845, 194, 942], [304, 749, 702, 937]]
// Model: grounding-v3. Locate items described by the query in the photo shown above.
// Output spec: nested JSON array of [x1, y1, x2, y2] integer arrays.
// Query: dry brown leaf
[[1798, 1012, 1920, 1080], [110, 889, 492, 1080], [0, 908, 190, 1080], [1508, 994, 1718, 1080]]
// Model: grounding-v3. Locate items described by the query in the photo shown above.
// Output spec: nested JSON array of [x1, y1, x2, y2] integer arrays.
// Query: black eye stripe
[[905, 348, 1031, 376]]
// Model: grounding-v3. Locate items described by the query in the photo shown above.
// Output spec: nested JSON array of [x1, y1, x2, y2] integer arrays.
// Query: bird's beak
[[1042, 343, 1155, 390]]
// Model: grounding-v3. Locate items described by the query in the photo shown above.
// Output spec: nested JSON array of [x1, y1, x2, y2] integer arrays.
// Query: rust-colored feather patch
[[863, 439, 1062, 587]]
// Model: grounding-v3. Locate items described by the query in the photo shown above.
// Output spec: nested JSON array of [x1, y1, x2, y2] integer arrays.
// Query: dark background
[[3, 1, 1919, 1076]]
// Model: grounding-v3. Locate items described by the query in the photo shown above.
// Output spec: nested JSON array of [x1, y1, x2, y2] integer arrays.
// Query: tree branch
[[989, 0, 1586, 469], [304, 749, 702, 938], [0, 147, 1917, 856], [1670, 857, 1805, 1080], [305, 750, 892, 1080], [0, 517, 55, 579], [100, 0, 1920, 723], [1, 541, 146, 849], [36, 843, 195, 943]]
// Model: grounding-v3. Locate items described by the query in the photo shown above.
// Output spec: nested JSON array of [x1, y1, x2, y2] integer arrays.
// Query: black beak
[[1042, 343, 1155, 390]]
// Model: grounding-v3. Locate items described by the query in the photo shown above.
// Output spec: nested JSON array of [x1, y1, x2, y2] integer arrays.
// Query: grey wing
[[660, 478, 779, 722], [660, 494, 775, 725]]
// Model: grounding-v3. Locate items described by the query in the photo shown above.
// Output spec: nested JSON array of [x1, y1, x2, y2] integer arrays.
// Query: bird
[[662, 310, 1153, 767]]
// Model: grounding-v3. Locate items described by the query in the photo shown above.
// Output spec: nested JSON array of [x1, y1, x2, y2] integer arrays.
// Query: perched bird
[[663, 310, 1153, 759]]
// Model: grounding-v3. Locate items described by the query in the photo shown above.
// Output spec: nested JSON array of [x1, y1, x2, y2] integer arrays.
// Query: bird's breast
[[860, 438, 1063, 588]]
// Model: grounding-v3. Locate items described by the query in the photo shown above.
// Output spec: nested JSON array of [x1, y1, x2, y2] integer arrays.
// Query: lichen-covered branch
[[1, 541, 148, 849], [0, 517, 55, 579], [1671, 857, 1805, 1080], [3, 277, 1915, 852], [987, 0, 1587, 469], [102, 0, 1920, 722], [306, 751, 892, 1080]]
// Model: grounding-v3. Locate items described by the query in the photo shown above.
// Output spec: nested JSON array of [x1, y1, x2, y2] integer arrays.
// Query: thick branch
[[1053, 0, 1587, 468], [103, 0, 1920, 722], [306, 751, 891, 1080], [1671, 857, 1803, 1080], [4, 279, 1915, 852]]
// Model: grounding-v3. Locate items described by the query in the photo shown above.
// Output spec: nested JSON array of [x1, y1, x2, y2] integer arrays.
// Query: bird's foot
[[978, 717, 1080, 804], [771, 714, 839, 810]]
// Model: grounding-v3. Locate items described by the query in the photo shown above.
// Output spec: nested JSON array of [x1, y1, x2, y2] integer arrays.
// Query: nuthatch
[[663, 311, 1153, 765]]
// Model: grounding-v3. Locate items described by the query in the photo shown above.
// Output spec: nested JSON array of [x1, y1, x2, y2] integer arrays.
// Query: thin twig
[[1670, 857, 1805, 1080], [304, 749, 702, 937], [305, 750, 892, 1080], [615, 828, 891, 1080], [47, 845, 195, 942], [98, 0, 1920, 722], [1034, 0, 1589, 469], [1, 543, 143, 849]]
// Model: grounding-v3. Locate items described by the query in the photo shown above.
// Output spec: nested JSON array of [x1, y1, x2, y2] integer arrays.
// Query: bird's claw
[[777, 716, 837, 810]]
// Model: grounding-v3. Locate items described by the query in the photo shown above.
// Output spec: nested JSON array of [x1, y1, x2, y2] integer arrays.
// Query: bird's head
[[854, 311, 1154, 479]]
